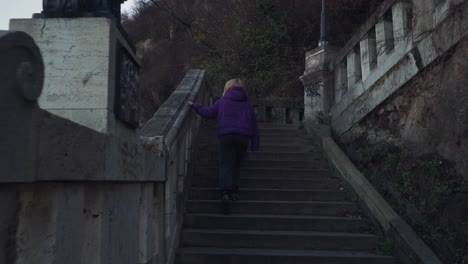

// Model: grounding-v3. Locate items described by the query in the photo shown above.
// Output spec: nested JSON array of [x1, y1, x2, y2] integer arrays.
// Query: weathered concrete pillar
[[272, 108, 287, 123], [300, 46, 335, 122], [81, 185, 104, 264], [9, 17, 140, 133], [289, 109, 302, 125], [256, 105, 267, 123], [15, 184, 85, 264], [334, 60, 347, 103], [5, 159, 153, 264], [376, 16, 395, 66], [392, 1, 412, 47], [101, 184, 141, 264], [360, 32, 377, 80], [165, 151, 178, 263], [153, 183, 166, 264], [15, 185, 60, 264], [347, 46, 362, 88], [138, 184, 154, 264]]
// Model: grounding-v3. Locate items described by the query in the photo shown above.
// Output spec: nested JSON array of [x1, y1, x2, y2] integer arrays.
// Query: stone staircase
[[176, 122, 397, 264]]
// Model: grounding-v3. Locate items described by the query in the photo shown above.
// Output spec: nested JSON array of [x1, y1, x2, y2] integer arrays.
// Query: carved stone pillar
[[10, 16, 140, 132], [0, 31, 44, 182]]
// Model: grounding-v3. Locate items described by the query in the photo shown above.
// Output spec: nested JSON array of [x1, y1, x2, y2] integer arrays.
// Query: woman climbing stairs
[[176, 122, 397, 264]]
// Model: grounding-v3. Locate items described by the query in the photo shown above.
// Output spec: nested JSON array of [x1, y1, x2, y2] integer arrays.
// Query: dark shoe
[[221, 193, 231, 215]]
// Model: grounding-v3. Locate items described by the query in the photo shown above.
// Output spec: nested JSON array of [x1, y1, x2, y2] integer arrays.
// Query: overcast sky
[[0, 0, 136, 30]]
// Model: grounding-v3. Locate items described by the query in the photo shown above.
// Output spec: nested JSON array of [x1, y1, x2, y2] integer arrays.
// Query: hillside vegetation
[[122, 0, 383, 122]]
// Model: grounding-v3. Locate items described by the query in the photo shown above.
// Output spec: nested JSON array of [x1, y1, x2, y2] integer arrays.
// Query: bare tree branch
[[148, 0, 193, 36]]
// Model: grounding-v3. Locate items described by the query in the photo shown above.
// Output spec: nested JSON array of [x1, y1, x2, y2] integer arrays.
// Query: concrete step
[[201, 121, 302, 127], [203, 124, 301, 131], [197, 139, 316, 148], [197, 135, 313, 145], [257, 130, 306, 137], [194, 167, 333, 178], [176, 247, 395, 264], [199, 129, 306, 137], [258, 123, 300, 129], [199, 151, 324, 161], [186, 200, 360, 216], [189, 188, 350, 201], [184, 213, 374, 233], [197, 138, 315, 147], [192, 177, 342, 189], [202, 144, 314, 153], [197, 134, 310, 141], [202, 123, 299, 128], [245, 152, 323, 160], [178, 123, 396, 264], [181, 229, 380, 251], [197, 159, 328, 169], [259, 126, 302, 132], [258, 135, 311, 142]]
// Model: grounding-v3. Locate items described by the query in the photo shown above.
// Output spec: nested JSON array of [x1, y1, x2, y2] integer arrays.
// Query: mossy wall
[[336, 36, 468, 263]]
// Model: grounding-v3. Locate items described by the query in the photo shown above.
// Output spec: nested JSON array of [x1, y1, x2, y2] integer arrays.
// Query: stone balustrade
[[140, 69, 209, 264], [252, 99, 304, 124], [1, 17, 209, 264], [300, 0, 467, 135]]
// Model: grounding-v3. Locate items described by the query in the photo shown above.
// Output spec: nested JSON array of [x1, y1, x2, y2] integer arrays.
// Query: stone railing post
[[412, 0, 436, 42], [347, 46, 362, 88], [392, 1, 412, 48], [272, 108, 287, 123], [252, 99, 304, 125], [376, 14, 395, 66], [300, 46, 335, 122], [256, 104, 267, 123], [360, 31, 377, 81], [334, 61, 347, 103]]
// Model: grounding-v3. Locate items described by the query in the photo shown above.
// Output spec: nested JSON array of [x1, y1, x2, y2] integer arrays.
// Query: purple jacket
[[191, 87, 259, 151]]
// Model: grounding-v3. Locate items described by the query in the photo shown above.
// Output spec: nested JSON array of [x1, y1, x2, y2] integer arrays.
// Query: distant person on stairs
[[188, 78, 259, 211]]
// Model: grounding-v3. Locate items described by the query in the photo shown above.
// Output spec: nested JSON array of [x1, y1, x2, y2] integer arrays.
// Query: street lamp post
[[319, 0, 328, 47]]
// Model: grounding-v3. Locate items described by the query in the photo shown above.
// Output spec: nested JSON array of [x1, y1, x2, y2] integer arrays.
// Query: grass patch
[[379, 239, 396, 255]]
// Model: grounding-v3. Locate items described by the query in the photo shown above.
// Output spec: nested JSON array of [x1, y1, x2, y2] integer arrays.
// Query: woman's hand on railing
[[187, 101, 193, 106]]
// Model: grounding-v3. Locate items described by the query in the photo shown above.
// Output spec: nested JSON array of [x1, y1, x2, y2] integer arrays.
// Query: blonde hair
[[223, 78, 245, 96]]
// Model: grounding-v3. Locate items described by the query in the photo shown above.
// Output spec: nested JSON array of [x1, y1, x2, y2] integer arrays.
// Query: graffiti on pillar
[[115, 44, 140, 128], [304, 79, 323, 98], [302, 78, 323, 110]]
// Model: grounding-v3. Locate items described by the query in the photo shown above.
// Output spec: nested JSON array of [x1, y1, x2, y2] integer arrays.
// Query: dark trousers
[[218, 134, 249, 192]]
